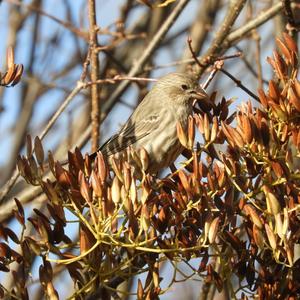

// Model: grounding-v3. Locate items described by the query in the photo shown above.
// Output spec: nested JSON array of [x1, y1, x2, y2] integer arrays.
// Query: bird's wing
[[93, 114, 160, 157]]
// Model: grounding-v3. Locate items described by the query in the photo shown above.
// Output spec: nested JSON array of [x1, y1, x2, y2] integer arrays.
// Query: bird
[[89, 72, 209, 176]]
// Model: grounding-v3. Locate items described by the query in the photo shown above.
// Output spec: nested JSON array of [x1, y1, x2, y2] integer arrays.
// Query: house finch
[[90, 72, 208, 175]]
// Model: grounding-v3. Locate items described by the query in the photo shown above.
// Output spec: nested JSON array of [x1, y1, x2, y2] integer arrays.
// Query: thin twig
[[219, 68, 259, 102], [88, 0, 101, 152], [252, 31, 263, 90], [202, 61, 224, 90], [84, 75, 157, 87]]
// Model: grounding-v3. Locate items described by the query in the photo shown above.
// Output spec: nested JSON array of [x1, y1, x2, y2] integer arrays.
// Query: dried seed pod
[[271, 161, 284, 178], [137, 279, 144, 300], [217, 167, 226, 188], [208, 217, 220, 244], [275, 213, 284, 239], [210, 116, 218, 142], [111, 157, 123, 182], [222, 155, 233, 176], [48, 151, 55, 175], [42, 180, 60, 205], [194, 113, 204, 135], [219, 98, 230, 120], [6, 46, 14, 69], [28, 156, 39, 179], [267, 56, 277, 76], [55, 162, 72, 187], [244, 204, 263, 229], [253, 225, 264, 249], [268, 80, 280, 101], [178, 170, 190, 193], [176, 121, 188, 148], [139, 147, 149, 171], [120, 185, 128, 210], [192, 151, 199, 180], [272, 50, 286, 80], [84, 154, 92, 176], [283, 32, 298, 54], [96, 152, 107, 182], [221, 121, 235, 147], [258, 89, 268, 108], [288, 86, 300, 112], [130, 178, 137, 206], [283, 208, 289, 235], [46, 282, 59, 300], [152, 262, 159, 288], [79, 171, 91, 203], [276, 37, 292, 62], [207, 172, 215, 191], [11, 64, 23, 86], [203, 113, 210, 142], [199, 161, 208, 178], [280, 124, 288, 143], [26, 135, 33, 158], [286, 242, 294, 266], [123, 162, 131, 191], [34, 136, 44, 167], [141, 204, 150, 233], [79, 225, 95, 254], [74, 147, 85, 170], [296, 131, 300, 152], [90, 170, 102, 198], [230, 127, 245, 148], [242, 115, 253, 144], [187, 115, 195, 149], [13, 198, 25, 226], [263, 185, 281, 215], [141, 179, 151, 204], [265, 224, 277, 249], [259, 119, 270, 147], [294, 79, 300, 97], [0, 46, 23, 87], [2, 65, 17, 85], [111, 176, 121, 205], [17, 155, 26, 179], [204, 218, 211, 243]]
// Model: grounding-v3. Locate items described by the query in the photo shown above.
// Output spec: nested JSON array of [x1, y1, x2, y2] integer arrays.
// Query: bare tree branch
[[88, 0, 101, 151]]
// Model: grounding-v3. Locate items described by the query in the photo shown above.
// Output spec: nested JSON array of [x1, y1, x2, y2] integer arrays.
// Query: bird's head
[[154, 72, 209, 105]]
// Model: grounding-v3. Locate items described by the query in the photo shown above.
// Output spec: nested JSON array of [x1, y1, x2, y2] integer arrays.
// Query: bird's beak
[[192, 88, 209, 107]]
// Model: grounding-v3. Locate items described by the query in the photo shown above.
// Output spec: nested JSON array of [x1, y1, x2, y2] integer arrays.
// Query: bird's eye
[[181, 84, 188, 90]]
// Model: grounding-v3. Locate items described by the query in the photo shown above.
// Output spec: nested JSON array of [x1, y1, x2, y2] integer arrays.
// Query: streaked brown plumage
[[90, 72, 208, 175]]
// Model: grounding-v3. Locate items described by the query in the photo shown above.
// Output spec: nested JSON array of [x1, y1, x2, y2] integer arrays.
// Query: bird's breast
[[141, 105, 191, 173]]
